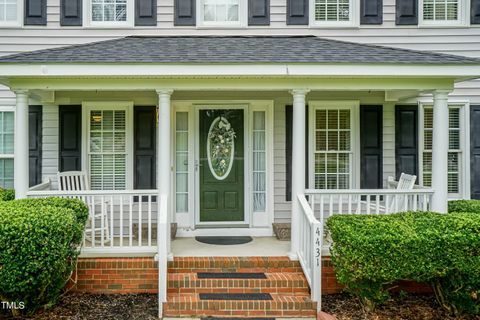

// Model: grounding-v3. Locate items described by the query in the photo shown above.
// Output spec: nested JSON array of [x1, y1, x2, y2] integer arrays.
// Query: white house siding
[[41, 104, 59, 189], [0, 0, 479, 221]]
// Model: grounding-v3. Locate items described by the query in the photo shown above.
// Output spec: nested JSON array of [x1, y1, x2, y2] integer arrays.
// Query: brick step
[[163, 293, 317, 318], [168, 256, 302, 273], [167, 272, 309, 294]]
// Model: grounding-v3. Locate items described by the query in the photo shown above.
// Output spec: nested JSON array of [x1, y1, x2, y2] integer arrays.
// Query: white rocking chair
[[57, 171, 111, 244], [356, 172, 417, 214]]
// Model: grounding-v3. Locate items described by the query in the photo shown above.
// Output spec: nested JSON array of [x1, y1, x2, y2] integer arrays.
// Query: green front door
[[199, 109, 244, 222]]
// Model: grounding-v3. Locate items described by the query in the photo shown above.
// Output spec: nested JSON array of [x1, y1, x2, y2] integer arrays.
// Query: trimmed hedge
[[0, 188, 14, 201], [449, 199, 480, 214], [326, 212, 480, 316], [0, 198, 88, 316]]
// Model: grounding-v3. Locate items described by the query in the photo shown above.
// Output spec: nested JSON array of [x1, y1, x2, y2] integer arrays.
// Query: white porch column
[[289, 89, 309, 260], [14, 90, 29, 199], [156, 89, 173, 258], [431, 90, 450, 213]]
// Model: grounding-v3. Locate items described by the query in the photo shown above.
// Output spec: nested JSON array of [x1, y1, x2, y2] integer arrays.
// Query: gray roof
[[0, 35, 478, 65]]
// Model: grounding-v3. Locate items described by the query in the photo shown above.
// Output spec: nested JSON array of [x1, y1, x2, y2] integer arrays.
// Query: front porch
[[2, 35, 479, 317]]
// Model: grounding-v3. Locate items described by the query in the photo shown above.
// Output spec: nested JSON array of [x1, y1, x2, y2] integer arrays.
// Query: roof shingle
[[0, 35, 478, 65]]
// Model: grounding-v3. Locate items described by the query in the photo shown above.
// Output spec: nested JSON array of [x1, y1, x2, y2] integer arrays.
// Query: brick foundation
[[70, 256, 430, 295], [71, 257, 158, 294]]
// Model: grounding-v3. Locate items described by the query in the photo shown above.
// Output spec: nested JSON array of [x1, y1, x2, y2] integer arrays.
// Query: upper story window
[[420, 0, 467, 25], [310, 0, 358, 27], [86, 0, 134, 27], [0, 0, 21, 27], [198, 0, 246, 27]]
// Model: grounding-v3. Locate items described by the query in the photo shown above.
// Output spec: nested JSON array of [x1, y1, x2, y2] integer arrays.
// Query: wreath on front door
[[207, 116, 236, 180]]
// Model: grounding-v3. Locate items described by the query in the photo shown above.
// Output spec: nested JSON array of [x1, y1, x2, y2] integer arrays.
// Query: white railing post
[[14, 90, 29, 199], [312, 219, 322, 311], [289, 89, 309, 260], [431, 90, 450, 213], [157, 194, 168, 318]]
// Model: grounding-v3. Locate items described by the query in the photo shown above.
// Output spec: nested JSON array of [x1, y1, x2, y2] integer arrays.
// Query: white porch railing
[[297, 194, 322, 312], [305, 187, 435, 220], [26, 189, 161, 255], [296, 186, 434, 312]]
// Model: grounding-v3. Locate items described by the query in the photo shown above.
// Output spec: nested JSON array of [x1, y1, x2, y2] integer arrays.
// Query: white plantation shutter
[[422, 106, 461, 194], [89, 109, 127, 190], [423, 0, 458, 21], [315, 0, 350, 21], [314, 108, 351, 189]]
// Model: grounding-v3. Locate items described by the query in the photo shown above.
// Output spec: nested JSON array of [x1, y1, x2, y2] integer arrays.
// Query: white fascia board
[[0, 63, 479, 78]]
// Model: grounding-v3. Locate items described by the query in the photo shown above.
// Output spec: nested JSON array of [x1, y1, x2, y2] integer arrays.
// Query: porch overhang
[[0, 35, 479, 93]]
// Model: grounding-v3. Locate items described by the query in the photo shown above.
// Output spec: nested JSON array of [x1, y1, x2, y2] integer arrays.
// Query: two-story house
[[0, 0, 479, 317]]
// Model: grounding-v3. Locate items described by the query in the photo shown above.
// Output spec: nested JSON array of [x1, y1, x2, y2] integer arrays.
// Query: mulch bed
[[323, 293, 480, 320], [1, 292, 479, 319]]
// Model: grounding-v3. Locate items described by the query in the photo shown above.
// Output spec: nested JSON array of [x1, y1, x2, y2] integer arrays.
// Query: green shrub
[[449, 199, 480, 214], [0, 188, 15, 201], [326, 212, 480, 316], [0, 198, 88, 316]]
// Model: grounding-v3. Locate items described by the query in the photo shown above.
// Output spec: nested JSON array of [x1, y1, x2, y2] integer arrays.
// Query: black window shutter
[[174, 0, 196, 26], [59, 106, 82, 172], [29, 106, 42, 187], [361, 0, 383, 24], [285, 105, 309, 201], [395, 105, 418, 180], [360, 106, 383, 189], [135, 0, 157, 26], [472, 0, 480, 24], [470, 105, 480, 199], [396, 0, 418, 25], [248, 0, 270, 25], [134, 106, 156, 189], [287, 0, 308, 25], [24, 0, 47, 25], [61, 0, 82, 26]]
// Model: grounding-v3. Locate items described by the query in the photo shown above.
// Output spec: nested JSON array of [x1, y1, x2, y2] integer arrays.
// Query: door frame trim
[[194, 104, 250, 227]]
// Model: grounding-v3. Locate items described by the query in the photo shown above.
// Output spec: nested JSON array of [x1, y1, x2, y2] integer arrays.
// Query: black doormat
[[195, 236, 253, 245], [197, 272, 267, 279], [199, 293, 272, 300]]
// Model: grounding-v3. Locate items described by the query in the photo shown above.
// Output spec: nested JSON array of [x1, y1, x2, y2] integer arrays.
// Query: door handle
[[195, 160, 203, 171]]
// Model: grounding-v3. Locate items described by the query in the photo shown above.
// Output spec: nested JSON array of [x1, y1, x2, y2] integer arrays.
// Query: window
[[313, 107, 353, 189], [0, 0, 20, 26], [87, 0, 133, 26], [421, 105, 463, 196], [88, 108, 128, 190], [199, 0, 245, 26], [252, 111, 266, 212], [311, 0, 357, 26], [0, 110, 14, 189], [420, 0, 466, 25], [175, 112, 189, 213]]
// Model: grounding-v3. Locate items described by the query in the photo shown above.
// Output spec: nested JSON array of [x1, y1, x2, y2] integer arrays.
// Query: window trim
[[82, 101, 134, 190], [418, 0, 469, 27], [83, 0, 134, 28], [196, 0, 247, 28], [308, 100, 361, 190], [418, 102, 469, 199], [309, 0, 359, 28], [0, 0, 22, 28]]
